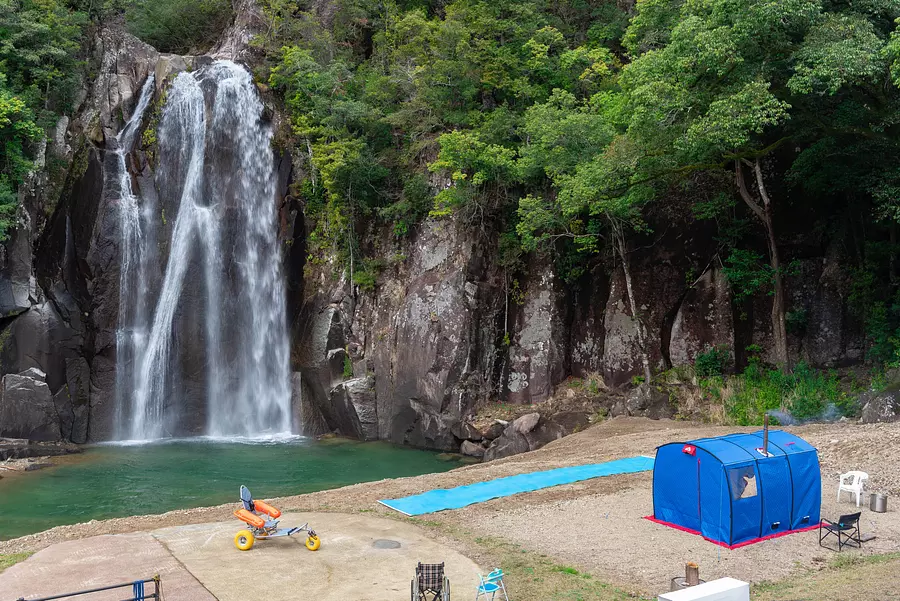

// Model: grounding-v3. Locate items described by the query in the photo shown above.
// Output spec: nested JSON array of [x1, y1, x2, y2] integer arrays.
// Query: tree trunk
[[735, 160, 790, 370], [613, 220, 653, 383]]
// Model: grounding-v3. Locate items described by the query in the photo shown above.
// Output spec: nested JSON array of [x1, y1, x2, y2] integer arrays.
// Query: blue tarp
[[379, 455, 655, 516]]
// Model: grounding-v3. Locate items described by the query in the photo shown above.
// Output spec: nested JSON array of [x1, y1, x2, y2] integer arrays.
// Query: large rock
[[0, 371, 61, 441], [290, 372, 329, 436], [796, 246, 865, 367], [569, 265, 609, 377], [624, 384, 676, 419], [860, 387, 900, 423], [506, 258, 568, 403], [510, 412, 540, 434], [482, 412, 572, 462], [483, 429, 530, 462], [323, 376, 379, 441], [460, 440, 485, 458], [669, 267, 734, 367]]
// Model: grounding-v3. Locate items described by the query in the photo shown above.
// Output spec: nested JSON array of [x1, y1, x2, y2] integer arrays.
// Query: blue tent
[[650, 430, 821, 548]]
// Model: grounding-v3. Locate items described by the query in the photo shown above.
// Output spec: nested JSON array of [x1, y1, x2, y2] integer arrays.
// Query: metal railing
[[15, 575, 160, 601]]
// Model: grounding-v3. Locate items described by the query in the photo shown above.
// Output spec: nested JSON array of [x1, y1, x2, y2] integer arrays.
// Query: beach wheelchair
[[411, 562, 450, 601], [232, 485, 320, 551]]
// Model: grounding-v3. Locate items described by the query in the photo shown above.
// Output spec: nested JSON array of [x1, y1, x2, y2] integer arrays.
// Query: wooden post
[[686, 562, 699, 586], [763, 414, 769, 456]]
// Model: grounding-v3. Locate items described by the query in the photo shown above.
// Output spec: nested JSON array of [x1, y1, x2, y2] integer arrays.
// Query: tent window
[[728, 466, 758, 500]]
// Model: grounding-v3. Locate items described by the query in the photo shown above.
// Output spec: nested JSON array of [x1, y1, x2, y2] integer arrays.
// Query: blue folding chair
[[475, 568, 509, 601]]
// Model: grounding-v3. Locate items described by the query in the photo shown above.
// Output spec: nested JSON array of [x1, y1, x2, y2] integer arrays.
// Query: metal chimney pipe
[[763, 414, 769, 456]]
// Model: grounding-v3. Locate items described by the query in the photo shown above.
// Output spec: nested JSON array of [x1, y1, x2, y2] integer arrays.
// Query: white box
[[658, 577, 750, 601]]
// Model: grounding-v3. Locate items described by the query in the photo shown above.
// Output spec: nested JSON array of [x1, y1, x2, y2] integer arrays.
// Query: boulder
[[624, 384, 676, 419], [523, 417, 566, 450], [451, 420, 482, 441], [20, 367, 47, 382], [860, 387, 900, 423], [0, 371, 61, 441], [546, 411, 591, 435], [460, 440, 485, 459], [481, 420, 506, 441], [484, 429, 530, 462], [511, 412, 540, 434], [326, 375, 379, 441], [344, 376, 378, 440]]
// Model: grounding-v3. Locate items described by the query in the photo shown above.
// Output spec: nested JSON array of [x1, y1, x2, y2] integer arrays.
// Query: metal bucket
[[870, 493, 888, 513]]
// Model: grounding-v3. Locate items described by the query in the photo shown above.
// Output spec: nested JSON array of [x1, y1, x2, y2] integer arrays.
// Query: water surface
[[0, 438, 458, 540]]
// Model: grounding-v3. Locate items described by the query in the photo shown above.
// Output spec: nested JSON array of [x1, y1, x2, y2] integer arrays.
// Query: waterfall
[[114, 61, 292, 441], [114, 75, 158, 439]]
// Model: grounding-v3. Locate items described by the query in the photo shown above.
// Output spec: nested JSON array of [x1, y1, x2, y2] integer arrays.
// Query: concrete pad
[[153, 512, 482, 601], [0, 532, 215, 601]]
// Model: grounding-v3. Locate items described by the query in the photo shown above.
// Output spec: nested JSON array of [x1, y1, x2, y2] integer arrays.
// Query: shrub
[[695, 345, 730, 377], [125, 0, 234, 54], [720, 361, 847, 425]]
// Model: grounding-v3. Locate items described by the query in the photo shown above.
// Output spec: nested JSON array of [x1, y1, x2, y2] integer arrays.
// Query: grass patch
[[752, 552, 900, 600], [829, 551, 900, 569], [0, 552, 32, 573], [697, 360, 859, 425]]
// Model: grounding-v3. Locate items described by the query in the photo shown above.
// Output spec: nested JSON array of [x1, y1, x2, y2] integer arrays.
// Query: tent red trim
[[642, 515, 820, 549]]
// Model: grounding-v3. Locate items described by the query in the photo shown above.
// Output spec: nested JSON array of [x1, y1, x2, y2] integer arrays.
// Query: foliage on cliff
[[257, 0, 900, 373], [0, 0, 88, 239], [125, 0, 234, 54]]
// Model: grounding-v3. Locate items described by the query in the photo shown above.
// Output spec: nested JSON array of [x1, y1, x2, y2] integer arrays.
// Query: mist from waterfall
[[114, 61, 292, 441]]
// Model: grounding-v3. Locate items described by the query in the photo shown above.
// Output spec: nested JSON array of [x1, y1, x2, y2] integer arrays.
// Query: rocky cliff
[[0, 2, 870, 450], [292, 191, 866, 451]]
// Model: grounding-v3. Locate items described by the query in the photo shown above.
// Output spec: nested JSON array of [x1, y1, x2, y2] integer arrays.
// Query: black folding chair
[[819, 512, 862, 551], [411, 562, 450, 601]]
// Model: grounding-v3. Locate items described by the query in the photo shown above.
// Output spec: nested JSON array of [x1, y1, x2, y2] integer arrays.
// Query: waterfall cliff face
[[115, 61, 292, 440]]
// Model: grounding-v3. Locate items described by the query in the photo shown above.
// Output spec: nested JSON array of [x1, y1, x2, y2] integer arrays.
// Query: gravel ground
[[2, 417, 898, 596]]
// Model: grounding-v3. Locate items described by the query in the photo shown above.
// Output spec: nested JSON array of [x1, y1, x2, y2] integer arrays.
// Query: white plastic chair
[[475, 568, 509, 601], [837, 471, 869, 507]]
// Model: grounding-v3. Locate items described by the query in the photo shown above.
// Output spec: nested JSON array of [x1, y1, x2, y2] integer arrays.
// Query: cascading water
[[114, 61, 292, 441]]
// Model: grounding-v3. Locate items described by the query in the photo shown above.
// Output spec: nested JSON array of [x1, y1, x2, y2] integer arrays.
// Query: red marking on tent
[[643, 516, 820, 549], [682, 444, 696, 456]]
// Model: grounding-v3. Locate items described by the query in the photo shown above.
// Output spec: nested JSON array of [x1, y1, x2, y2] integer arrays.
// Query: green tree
[[0, 0, 88, 241], [125, 0, 233, 54], [598, 0, 900, 370]]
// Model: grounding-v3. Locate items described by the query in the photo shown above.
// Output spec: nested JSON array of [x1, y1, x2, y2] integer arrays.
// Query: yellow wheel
[[234, 529, 255, 551], [305, 534, 321, 551]]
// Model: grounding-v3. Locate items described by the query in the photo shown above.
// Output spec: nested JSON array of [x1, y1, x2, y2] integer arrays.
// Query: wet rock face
[[0, 369, 61, 441]]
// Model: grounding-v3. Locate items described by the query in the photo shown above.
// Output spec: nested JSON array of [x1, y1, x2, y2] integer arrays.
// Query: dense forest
[[6, 0, 900, 425]]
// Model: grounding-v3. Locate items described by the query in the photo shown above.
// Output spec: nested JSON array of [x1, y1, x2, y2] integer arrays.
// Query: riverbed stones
[[0, 370, 61, 441]]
